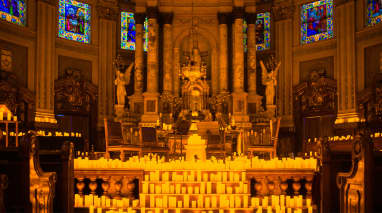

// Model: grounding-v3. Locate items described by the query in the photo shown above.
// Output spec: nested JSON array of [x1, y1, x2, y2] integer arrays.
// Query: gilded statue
[[260, 58, 281, 105], [114, 59, 134, 106]]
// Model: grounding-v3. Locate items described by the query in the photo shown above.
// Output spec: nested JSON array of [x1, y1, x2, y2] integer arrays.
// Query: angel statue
[[114, 59, 134, 106], [260, 57, 281, 105]]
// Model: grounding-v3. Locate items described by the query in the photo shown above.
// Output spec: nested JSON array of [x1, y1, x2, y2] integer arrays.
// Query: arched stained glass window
[[121, 12, 148, 51], [0, 0, 26, 26], [301, 0, 333, 44], [58, 0, 91, 43], [367, 0, 382, 26], [256, 12, 271, 51]]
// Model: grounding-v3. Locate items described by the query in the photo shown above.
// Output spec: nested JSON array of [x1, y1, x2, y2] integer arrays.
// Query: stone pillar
[[98, 6, 117, 121], [129, 13, 145, 114], [246, 13, 263, 114], [231, 7, 249, 123], [173, 48, 181, 96], [273, 5, 294, 127], [162, 13, 174, 94], [335, 1, 360, 125], [142, 7, 160, 124], [35, 0, 56, 123], [218, 13, 229, 93]]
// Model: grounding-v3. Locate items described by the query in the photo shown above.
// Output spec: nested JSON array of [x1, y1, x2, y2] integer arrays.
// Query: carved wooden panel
[[54, 69, 97, 115]]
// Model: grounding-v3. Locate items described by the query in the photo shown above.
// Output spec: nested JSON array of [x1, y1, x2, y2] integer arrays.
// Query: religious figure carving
[[114, 56, 134, 106], [260, 57, 281, 105]]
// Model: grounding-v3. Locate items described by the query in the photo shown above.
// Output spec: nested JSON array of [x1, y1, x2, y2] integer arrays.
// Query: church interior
[[0, 0, 382, 212]]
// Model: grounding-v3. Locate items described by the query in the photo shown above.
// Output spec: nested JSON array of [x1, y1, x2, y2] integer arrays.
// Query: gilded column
[[218, 13, 229, 93], [173, 48, 180, 96], [98, 6, 117, 120], [273, 5, 294, 127], [232, 8, 245, 92], [35, 0, 56, 123], [231, 7, 249, 123], [162, 13, 174, 94], [142, 7, 160, 123], [247, 13, 263, 114], [129, 13, 145, 114], [335, 0, 359, 125]]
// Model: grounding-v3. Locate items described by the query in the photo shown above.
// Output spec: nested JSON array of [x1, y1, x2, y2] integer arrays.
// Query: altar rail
[[73, 156, 318, 212]]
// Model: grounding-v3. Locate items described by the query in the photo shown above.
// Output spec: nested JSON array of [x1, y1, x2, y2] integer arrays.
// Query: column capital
[[232, 7, 245, 20], [218, 13, 231, 25], [272, 4, 295, 21], [245, 13, 257, 24], [146, 7, 159, 19], [160, 13, 174, 25], [97, 6, 118, 20], [135, 13, 146, 24]]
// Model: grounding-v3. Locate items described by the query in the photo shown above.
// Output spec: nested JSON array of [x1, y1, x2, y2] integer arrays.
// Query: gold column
[[218, 13, 229, 93], [273, 5, 294, 127], [335, 0, 360, 124], [142, 7, 160, 124], [35, 0, 56, 123], [162, 13, 174, 94], [98, 6, 117, 120], [173, 48, 180, 96], [129, 13, 145, 114], [247, 13, 263, 114], [231, 7, 249, 123], [232, 10, 245, 92]]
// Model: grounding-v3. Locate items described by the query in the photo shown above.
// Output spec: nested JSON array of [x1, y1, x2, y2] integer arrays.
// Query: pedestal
[[114, 105, 125, 120], [128, 94, 144, 114], [141, 92, 160, 125], [231, 92, 249, 122], [185, 134, 207, 161], [247, 93, 263, 114], [266, 105, 276, 118]]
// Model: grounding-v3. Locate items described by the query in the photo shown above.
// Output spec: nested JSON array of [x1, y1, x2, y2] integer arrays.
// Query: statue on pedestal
[[260, 57, 281, 106], [114, 56, 134, 106]]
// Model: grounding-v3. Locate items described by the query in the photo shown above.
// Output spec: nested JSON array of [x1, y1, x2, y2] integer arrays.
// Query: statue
[[114, 58, 134, 106], [260, 58, 281, 105]]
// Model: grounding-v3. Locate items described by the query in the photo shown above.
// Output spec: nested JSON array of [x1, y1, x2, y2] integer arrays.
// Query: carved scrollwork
[[55, 69, 97, 114], [294, 69, 337, 116], [97, 6, 118, 20], [272, 4, 295, 21]]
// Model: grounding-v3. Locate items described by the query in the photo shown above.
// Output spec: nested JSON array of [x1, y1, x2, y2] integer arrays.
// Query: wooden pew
[[336, 129, 382, 212], [0, 132, 56, 212], [39, 141, 74, 213]]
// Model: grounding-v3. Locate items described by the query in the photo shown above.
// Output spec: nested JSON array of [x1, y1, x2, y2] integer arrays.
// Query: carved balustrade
[[247, 169, 316, 199], [74, 169, 143, 201]]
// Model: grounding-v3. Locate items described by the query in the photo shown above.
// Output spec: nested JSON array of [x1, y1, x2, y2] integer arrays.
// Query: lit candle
[[0, 111, 3, 120], [7, 112, 11, 121], [97, 208, 102, 213]]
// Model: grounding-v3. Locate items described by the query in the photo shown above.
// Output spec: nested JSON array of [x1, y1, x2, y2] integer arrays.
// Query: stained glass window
[[367, 0, 382, 26], [0, 0, 26, 26], [58, 0, 91, 43], [243, 19, 248, 52], [121, 12, 149, 51], [256, 12, 271, 51], [301, 0, 333, 44]]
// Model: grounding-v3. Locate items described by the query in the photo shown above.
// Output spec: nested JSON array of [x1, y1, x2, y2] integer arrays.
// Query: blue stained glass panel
[[367, 0, 382, 26], [256, 12, 271, 51], [58, 0, 91, 43], [121, 12, 148, 51], [301, 0, 333, 44], [0, 0, 26, 26]]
